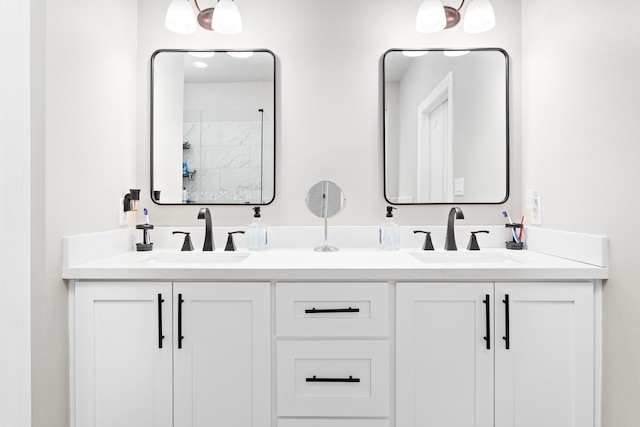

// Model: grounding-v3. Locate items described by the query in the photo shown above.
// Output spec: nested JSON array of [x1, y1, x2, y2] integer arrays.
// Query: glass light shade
[[165, 0, 197, 34], [212, 0, 243, 35], [463, 0, 496, 33], [416, 0, 447, 34], [402, 51, 429, 58]]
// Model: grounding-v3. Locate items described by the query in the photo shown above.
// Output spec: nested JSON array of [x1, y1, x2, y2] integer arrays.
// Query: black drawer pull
[[305, 307, 360, 314], [502, 294, 510, 350], [178, 293, 184, 349], [306, 375, 360, 383], [483, 294, 490, 350], [157, 293, 165, 349]]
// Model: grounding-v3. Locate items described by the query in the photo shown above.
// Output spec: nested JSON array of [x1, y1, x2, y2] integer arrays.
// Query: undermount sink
[[137, 251, 251, 265], [408, 250, 523, 264]]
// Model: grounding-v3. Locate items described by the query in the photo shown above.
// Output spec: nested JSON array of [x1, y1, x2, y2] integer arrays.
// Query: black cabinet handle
[[305, 375, 360, 383], [502, 294, 510, 350], [305, 307, 360, 314], [157, 294, 165, 349], [178, 293, 184, 349], [483, 294, 490, 350]]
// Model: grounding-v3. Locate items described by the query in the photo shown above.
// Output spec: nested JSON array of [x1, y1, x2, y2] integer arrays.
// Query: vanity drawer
[[277, 340, 389, 417], [276, 282, 389, 337], [278, 420, 389, 427]]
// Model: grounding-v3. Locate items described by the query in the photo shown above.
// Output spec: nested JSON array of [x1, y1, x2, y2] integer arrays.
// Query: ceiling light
[[192, 61, 208, 68], [416, 0, 495, 34], [165, 0, 243, 34], [227, 51, 254, 58]]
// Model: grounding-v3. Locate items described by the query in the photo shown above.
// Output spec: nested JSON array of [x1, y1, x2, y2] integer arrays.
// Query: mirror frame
[[382, 47, 510, 205], [150, 48, 277, 206]]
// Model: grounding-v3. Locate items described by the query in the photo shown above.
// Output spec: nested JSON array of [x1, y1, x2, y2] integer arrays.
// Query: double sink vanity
[[63, 225, 607, 427], [62, 45, 607, 426]]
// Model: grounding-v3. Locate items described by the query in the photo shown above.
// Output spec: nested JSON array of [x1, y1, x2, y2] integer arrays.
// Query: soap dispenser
[[379, 206, 400, 251], [247, 207, 268, 251]]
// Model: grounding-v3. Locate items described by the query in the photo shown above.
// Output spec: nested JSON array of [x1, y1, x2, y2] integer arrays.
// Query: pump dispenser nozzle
[[253, 206, 261, 218], [386, 206, 397, 218]]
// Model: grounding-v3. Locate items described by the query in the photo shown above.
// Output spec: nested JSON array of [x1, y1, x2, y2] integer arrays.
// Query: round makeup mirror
[[305, 181, 346, 252]]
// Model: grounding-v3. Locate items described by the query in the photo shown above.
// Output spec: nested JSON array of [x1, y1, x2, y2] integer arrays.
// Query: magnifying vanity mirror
[[383, 48, 509, 204], [306, 181, 346, 252], [151, 49, 276, 205]]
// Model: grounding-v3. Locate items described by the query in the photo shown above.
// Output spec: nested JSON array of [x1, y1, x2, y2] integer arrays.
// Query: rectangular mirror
[[383, 48, 509, 204], [151, 49, 275, 205]]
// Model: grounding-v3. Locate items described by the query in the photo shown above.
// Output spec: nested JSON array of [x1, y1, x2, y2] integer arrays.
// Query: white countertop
[[62, 248, 608, 282]]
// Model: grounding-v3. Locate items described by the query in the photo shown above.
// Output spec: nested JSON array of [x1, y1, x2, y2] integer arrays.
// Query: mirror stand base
[[314, 244, 339, 252]]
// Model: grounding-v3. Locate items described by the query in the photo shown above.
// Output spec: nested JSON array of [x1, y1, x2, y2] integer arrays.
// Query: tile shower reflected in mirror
[[151, 49, 276, 205]]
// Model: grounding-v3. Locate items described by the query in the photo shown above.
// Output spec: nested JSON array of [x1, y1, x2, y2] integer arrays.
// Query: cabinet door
[[494, 282, 594, 427], [396, 283, 494, 427], [74, 281, 173, 427], [173, 282, 270, 427]]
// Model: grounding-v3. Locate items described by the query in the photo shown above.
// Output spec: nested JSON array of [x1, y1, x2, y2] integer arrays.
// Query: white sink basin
[[408, 250, 523, 264], [137, 252, 251, 265]]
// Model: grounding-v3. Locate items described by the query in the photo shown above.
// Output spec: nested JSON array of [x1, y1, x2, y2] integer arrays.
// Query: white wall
[[31, 1, 139, 426], [32, 1, 521, 426], [521, 0, 640, 425], [1, 2, 31, 426], [137, 0, 522, 227]]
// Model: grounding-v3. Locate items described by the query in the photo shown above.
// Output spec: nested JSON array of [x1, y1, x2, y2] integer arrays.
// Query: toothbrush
[[144, 208, 149, 225], [519, 216, 525, 242], [502, 211, 521, 243]]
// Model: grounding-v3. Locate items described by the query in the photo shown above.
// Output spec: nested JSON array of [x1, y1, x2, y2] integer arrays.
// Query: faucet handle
[[467, 230, 490, 251], [413, 230, 435, 251], [172, 231, 194, 251], [225, 231, 245, 252]]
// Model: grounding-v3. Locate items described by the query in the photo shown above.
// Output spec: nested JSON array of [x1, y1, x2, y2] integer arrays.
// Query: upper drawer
[[276, 282, 389, 337]]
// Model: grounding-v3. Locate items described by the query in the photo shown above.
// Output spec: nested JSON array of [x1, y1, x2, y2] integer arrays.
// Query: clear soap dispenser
[[247, 207, 268, 251], [379, 206, 400, 250]]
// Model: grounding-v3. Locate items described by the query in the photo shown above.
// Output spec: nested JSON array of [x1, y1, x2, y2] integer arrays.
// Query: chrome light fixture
[[416, 0, 495, 34], [165, 0, 243, 35]]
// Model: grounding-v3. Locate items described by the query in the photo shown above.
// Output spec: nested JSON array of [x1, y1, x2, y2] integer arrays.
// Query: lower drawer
[[277, 340, 389, 417], [278, 420, 389, 427]]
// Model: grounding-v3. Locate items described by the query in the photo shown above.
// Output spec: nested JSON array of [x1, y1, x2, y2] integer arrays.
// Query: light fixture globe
[[212, 0, 243, 35], [165, 0, 197, 34], [463, 0, 496, 33], [416, 0, 447, 34]]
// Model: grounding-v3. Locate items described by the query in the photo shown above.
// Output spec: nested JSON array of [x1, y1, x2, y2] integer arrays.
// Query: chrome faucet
[[444, 207, 464, 251], [197, 208, 214, 251]]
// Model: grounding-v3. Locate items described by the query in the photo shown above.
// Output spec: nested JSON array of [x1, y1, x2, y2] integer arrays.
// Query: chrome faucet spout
[[444, 207, 464, 250], [197, 208, 214, 251]]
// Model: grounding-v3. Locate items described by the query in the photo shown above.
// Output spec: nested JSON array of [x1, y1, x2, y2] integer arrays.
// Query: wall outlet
[[531, 196, 542, 225], [118, 197, 128, 226]]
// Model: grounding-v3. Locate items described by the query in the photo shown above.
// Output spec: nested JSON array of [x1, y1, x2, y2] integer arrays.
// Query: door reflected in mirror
[[151, 49, 276, 205], [383, 48, 509, 204]]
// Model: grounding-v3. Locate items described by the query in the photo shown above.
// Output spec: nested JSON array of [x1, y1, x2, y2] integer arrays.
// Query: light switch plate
[[454, 177, 464, 196]]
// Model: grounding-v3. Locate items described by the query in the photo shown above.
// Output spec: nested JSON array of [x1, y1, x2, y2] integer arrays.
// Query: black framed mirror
[[151, 49, 276, 205], [383, 48, 509, 204]]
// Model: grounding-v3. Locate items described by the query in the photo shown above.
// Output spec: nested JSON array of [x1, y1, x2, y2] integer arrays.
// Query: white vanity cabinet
[[276, 282, 390, 424], [397, 281, 595, 427], [72, 281, 270, 427], [74, 282, 173, 427], [173, 282, 270, 427]]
